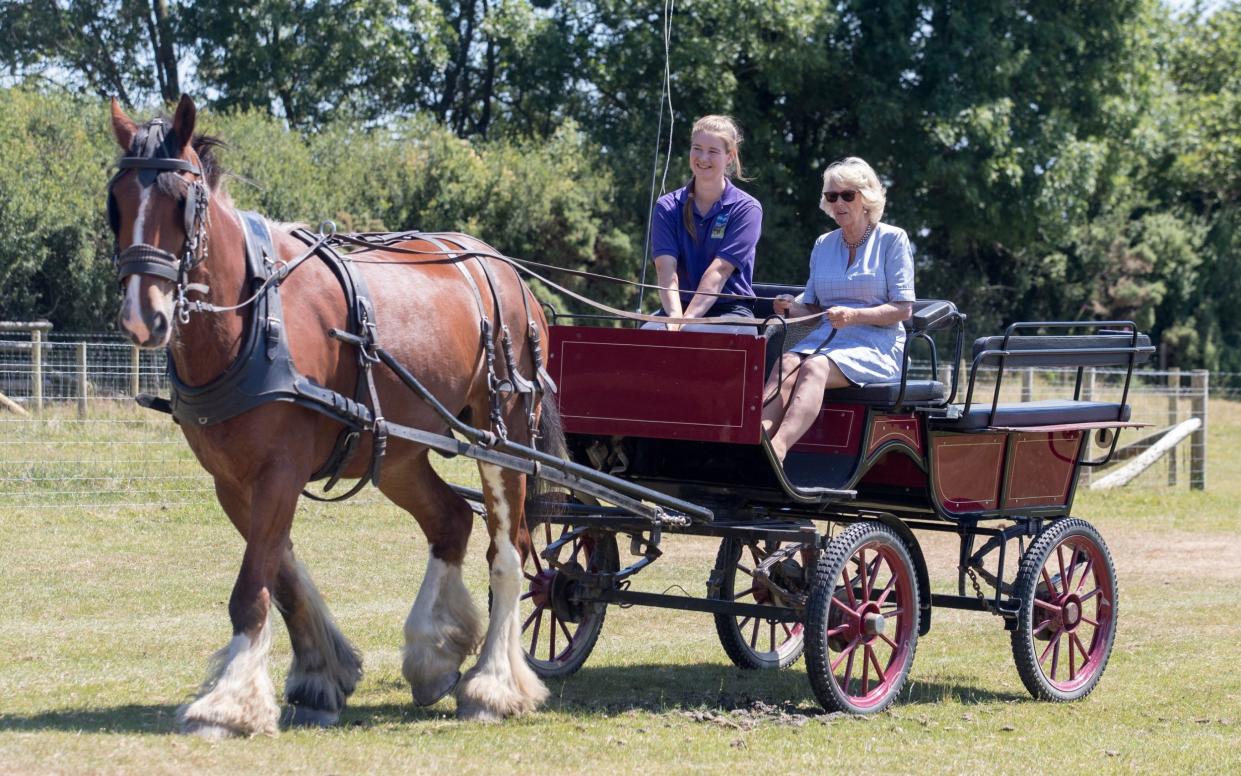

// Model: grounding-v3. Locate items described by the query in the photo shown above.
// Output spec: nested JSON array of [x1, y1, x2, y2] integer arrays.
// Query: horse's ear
[[110, 98, 138, 151], [172, 94, 197, 150]]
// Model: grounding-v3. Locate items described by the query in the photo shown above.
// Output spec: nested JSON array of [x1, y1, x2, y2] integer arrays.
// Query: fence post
[[1167, 368, 1180, 486], [131, 345, 141, 396], [1190, 370, 1208, 490], [1080, 367, 1095, 485], [77, 341, 88, 419], [32, 328, 43, 413], [1021, 368, 1034, 402]]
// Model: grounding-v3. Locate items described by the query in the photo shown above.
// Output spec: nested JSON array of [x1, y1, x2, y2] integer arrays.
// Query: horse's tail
[[525, 391, 568, 522]]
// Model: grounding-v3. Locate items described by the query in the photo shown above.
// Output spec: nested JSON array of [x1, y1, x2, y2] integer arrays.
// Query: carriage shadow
[[0, 668, 1025, 734], [532, 663, 1027, 717]]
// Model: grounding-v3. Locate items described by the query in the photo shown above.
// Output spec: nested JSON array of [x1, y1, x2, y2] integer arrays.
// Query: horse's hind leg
[[379, 453, 482, 707], [457, 462, 549, 721], [276, 552, 363, 727]]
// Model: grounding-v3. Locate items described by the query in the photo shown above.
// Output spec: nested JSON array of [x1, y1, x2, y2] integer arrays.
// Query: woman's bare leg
[[762, 352, 807, 436], [769, 356, 850, 462]]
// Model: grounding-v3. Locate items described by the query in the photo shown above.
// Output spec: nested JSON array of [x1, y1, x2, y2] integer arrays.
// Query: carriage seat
[[825, 380, 947, 406], [932, 399, 1131, 431]]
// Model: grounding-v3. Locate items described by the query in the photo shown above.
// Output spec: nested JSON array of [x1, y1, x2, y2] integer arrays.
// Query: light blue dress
[[791, 221, 916, 384]]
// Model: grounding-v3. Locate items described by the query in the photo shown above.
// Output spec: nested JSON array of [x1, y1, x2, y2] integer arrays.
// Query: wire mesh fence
[[0, 326, 1219, 512]]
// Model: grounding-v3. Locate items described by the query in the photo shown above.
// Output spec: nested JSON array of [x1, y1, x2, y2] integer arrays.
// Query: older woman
[[763, 157, 915, 462]]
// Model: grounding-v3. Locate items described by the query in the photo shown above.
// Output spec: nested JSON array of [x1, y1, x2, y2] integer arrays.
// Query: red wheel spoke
[[860, 644, 871, 694], [520, 591, 535, 601], [529, 609, 543, 655], [769, 620, 777, 651], [781, 622, 793, 638], [1073, 557, 1095, 594], [1071, 632, 1091, 664], [1040, 568, 1056, 598], [557, 614, 573, 647], [876, 576, 897, 606], [1078, 587, 1102, 602], [879, 632, 898, 651], [841, 568, 858, 607], [1068, 632, 1077, 679], [831, 637, 860, 672], [826, 624, 850, 638], [522, 607, 539, 632], [1080, 614, 1100, 628], [736, 586, 759, 600], [749, 618, 760, 649], [1034, 598, 1061, 613], [840, 643, 858, 694], [1049, 635, 1061, 680], [1032, 618, 1054, 637], [867, 643, 886, 685], [548, 611, 557, 658], [858, 549, 870, 602], [1055, 544, 1068, 595], [1039, 630, 1060, 664], [883, 607, 904, 620], [736, 563, 755, 578]]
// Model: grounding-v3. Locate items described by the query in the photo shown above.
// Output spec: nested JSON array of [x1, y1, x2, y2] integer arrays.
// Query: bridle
[[107, 117, 211, 325]]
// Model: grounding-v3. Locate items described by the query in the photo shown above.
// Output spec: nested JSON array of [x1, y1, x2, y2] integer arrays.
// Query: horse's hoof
[[181, 720, 242, 741], [455, 700, 506, 723], [411, 671, 461, 707], [285, 704, 341, 728]]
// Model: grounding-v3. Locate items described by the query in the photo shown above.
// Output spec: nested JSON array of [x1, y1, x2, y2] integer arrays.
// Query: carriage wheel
[[805, 522, 920, 714], [1011, 518, 1117, 702], [515, 519, 618, 679], [711, 537, 808, 670]]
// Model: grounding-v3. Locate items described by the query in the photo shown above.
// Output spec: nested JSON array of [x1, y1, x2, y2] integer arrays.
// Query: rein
[[326, 231, 829, 328]]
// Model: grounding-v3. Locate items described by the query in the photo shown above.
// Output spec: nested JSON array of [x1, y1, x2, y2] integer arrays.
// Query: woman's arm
[[772, 294, 822, 318], [683, 257, 736, 318], [653, 254, 683, 331], [825, 301, 913, 328]]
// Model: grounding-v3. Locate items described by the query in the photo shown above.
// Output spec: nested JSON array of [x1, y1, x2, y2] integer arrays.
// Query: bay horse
[[107, 96, 554, 736]]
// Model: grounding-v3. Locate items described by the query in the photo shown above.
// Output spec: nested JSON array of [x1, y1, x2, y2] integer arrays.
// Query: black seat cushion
[[826, 380, 947, 406], [933, 399, 1131, 431]]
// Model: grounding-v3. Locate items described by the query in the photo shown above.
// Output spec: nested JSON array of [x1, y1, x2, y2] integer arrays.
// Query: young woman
[[764, 157, 915, 461], [647, 115, 762, 334]]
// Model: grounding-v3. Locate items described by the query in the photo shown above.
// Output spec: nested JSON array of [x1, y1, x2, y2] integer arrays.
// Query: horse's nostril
[[150, 311, 168, 341]]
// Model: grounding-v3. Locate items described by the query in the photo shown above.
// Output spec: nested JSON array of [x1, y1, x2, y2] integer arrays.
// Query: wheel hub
[[863, 611, 886, 637], [1061, 596, 1082, 631], [529, 569, 555, 608]]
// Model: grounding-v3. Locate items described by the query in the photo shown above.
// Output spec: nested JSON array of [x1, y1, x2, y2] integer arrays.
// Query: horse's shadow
[[0, 664, 1026, 734]]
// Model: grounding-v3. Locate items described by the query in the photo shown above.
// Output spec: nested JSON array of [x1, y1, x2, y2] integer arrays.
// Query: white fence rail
[[0, 326, 1216, 512]]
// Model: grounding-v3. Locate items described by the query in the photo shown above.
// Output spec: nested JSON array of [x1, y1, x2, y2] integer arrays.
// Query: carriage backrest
[[971, 333, 1154, 369]]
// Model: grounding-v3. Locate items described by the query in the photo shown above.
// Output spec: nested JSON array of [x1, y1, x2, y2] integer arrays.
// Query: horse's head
[[108, 95, 216, 348]]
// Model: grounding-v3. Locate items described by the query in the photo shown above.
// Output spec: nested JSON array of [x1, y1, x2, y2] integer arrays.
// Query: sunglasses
[[821, 190, 858, 203]]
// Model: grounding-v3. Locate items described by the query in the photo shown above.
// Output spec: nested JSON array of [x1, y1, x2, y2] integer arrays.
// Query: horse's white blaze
[[179, 618, 279, 738], [403, 556, 480, 704], [120, 275, 149, 341], [132, 185, 152, 243], [457, 464, 548, 717]]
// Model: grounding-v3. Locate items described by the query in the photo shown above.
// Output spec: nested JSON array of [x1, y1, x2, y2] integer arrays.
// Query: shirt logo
[[710, 211, 730, 240]]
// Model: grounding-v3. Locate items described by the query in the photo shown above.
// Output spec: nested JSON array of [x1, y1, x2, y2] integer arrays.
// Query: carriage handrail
[[961, 320, 1154, 438]]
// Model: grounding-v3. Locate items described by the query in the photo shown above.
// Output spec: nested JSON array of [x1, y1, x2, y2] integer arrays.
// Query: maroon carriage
[[497, 285, 1153, 714]]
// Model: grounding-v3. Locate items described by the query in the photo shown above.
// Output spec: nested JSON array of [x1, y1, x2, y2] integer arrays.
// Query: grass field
[[1, 401, 1239, 775]]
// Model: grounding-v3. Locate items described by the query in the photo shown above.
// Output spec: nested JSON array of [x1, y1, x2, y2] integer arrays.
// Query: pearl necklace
[[843, 222, 874, 251]]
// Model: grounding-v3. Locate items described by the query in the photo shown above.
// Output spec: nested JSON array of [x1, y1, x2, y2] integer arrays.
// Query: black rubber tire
[[711, 537, 807, 670], [1010, 517, 1117, 702], [805, 522, 920, 714]]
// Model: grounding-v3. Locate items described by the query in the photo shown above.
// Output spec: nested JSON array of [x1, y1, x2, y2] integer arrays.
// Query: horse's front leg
[[179, 473, 300, 739]]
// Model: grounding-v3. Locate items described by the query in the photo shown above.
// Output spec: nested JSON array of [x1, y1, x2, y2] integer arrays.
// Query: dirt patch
[[681, 699, 846, 730]]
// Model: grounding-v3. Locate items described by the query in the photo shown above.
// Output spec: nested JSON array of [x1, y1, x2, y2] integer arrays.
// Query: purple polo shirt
[[650, 180, 761, 307]]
